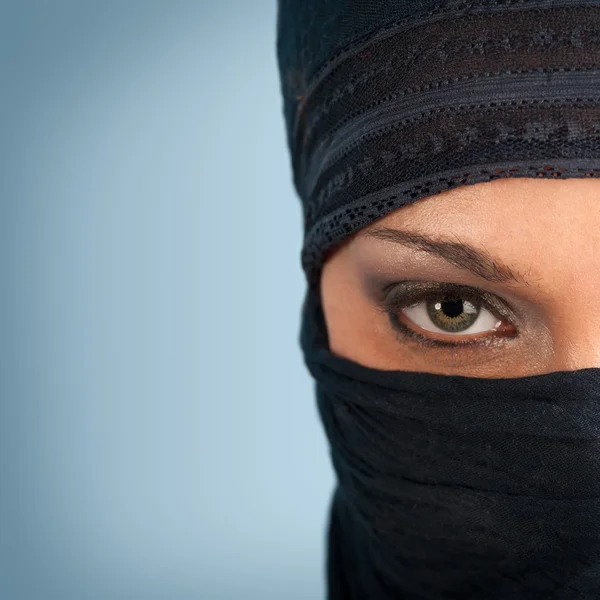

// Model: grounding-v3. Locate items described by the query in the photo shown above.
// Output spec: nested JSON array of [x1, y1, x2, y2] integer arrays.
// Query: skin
[[320, 177, 600, 378]]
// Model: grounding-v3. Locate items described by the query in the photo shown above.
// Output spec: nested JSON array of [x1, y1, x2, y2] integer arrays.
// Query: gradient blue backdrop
[[0, 2, 334, 598]]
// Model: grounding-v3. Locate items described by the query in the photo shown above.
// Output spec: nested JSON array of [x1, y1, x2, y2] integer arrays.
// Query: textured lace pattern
[[278, 1, 600, 286]]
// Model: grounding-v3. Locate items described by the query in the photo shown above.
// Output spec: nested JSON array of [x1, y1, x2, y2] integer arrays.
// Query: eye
[[402, 297, 501, 335], [383, 281, 518, 347]]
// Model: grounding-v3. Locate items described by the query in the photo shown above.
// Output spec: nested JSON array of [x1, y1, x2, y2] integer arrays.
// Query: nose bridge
[[548, 265, 600, 371], [552, 336, 600, 371]]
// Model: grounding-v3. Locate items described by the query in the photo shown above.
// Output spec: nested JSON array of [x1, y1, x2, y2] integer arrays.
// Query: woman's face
[[321, 177, 600, 378]]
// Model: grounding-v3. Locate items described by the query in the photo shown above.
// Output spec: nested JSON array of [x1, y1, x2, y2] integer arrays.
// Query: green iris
[[426, 295, 480, 332]]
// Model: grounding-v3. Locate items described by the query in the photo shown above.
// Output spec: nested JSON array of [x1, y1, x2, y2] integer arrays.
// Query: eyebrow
[[366, 227, 529, 285]]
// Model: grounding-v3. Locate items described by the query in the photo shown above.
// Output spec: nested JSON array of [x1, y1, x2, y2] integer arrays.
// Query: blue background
[[0, 2, 334, 598]]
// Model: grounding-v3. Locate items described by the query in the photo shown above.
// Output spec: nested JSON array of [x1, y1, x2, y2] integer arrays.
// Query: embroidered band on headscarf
[[277, 0, 600, 286], [277, 2, 600, 598]]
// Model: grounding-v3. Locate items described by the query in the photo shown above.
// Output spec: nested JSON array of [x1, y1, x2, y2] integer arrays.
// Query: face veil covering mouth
[[276, 1, 600, 597], [302, 291, 600, 598]]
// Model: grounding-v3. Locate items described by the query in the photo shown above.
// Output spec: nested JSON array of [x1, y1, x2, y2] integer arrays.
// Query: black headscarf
[[277, 1, 600, 597]]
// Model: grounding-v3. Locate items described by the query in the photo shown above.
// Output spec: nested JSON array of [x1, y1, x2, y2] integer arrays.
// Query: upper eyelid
[[382, 280, 516, 323]]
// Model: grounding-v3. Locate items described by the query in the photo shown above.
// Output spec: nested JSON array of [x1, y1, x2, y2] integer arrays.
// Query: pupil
[[442, 298, 463, 319]]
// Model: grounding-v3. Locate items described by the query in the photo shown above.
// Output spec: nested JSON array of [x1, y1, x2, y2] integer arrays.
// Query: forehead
[[363, 177, 600, 247], [352, 178, 600, 296]]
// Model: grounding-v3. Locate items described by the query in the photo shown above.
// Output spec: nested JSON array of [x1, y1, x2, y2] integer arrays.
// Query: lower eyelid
[[388, 310, 515, 350]]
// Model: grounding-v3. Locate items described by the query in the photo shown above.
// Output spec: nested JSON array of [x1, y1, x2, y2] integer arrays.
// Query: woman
[[278, 1, 600, 598]]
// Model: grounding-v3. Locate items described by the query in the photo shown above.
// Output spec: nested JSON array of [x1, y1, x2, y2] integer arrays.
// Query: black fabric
[[276, 1, 600, 598], [277, 0, 600, 286], [277, 0, 441, 146], [301, 290, 600, 598]]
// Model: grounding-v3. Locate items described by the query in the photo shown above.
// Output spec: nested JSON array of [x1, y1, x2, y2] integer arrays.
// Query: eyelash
[[381, 281, 519, 350]]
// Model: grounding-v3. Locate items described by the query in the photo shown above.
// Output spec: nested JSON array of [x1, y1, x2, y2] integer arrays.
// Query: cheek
[[320, 252, 356, 355], [320, 250, 411, 369]]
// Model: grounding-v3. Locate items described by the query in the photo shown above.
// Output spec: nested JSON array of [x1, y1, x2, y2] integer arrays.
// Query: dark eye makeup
[[379, 280, 521, 350]]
